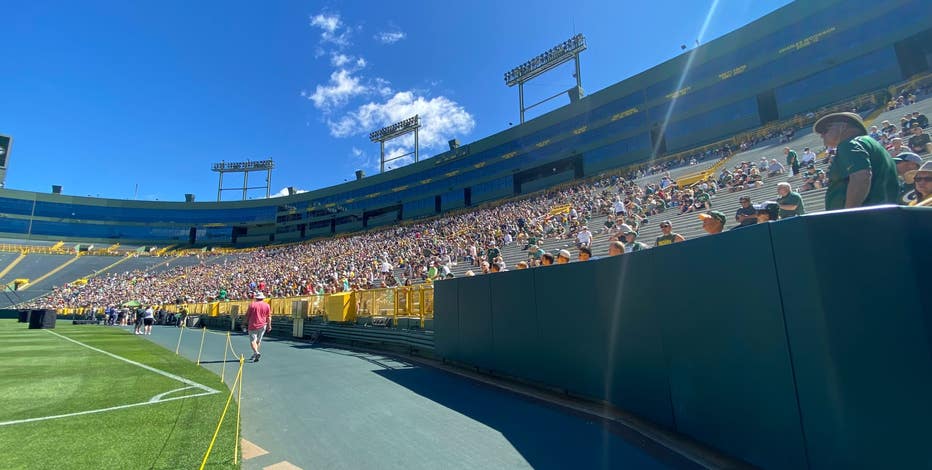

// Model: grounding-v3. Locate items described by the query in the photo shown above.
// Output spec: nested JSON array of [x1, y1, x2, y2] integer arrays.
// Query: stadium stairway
[[0, 251, 25, 280]]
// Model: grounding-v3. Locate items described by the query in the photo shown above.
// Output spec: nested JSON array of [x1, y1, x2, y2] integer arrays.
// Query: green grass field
[[0, 320, 240, 469]]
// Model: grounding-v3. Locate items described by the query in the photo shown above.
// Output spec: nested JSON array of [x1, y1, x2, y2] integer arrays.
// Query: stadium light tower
[[0, 134, 12, 189], [369, 115, 420, 173], [504, 34, 587, 124], [210, 159, 275, 201]]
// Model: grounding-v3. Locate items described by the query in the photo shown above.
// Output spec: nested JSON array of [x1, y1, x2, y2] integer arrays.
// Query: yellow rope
[[227, 331, 240, 357], [220, 333, 229, 382], [199, 357, 244, 470], [234, 354, 244, 464]]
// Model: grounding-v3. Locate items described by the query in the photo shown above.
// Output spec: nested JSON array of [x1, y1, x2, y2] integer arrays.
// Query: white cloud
[[273, 187, 308, 198], [310, 13, 340, 33], [375, 30, 406, 44], [329, 53, 366, 71], [304, 12, 473, 172], [328, 91, 475, 169], [331, 53, 351, 67], [327, 115, 358, 137], [309, 13, 351, 47], [308, 69, 368, 111], [349, 146, 380, 171]]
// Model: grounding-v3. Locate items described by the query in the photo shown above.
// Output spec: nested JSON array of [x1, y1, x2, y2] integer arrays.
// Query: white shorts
[[248, 328, 266, 344]]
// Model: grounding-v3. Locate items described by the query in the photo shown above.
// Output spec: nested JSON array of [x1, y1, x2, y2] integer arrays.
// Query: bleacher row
[[444, 97, 932, 275], [0, 251, 234, 308], [2, 96, 931, 309]]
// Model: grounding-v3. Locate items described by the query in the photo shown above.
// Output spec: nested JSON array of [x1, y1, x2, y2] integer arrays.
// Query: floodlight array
[[211, 159, 275, 172], [504, 34, 587, 86], [369, 115, 420, 142]]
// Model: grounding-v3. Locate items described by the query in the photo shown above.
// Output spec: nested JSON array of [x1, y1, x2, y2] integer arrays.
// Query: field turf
[[0, 320, 239, 469]]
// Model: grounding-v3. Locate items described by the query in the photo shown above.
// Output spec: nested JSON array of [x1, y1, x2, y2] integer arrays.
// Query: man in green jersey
[[814, 112, 899, 211], [775, 182, 805, 218], [784, 147, 800, 176]]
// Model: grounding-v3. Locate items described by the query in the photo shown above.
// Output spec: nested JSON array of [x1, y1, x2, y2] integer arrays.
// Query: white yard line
[[0, 331, 223, 427], [0, 391, 218, 427], [149, 386, 197, 403], [45, 330, 218, 394]]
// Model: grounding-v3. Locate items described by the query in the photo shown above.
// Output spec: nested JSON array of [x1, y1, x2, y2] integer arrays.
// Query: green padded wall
[[455, 275, 495, 370], [770, 207, 932, 469], [488, 270, 544, 382], [433, 277, 459, 360], [653, 226, 805, 469], [433, 206, 932, 469]]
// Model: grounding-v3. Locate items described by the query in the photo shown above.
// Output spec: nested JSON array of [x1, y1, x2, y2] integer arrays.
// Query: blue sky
[[1, 0, 791, 202]]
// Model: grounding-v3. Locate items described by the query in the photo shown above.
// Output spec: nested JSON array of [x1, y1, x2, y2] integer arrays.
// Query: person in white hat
[[905, 162, 932, 207], [814, 112, 899, 210], [246, 291, 271, 362]]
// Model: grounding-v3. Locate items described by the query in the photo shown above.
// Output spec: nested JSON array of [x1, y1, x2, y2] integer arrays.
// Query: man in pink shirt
[[246, 292, 272, 362]]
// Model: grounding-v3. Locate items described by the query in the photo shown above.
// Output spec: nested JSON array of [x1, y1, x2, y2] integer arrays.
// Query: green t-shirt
[[655, 233, 678, 247], [777, 191, 805, 218], [486, 247, 500, 264], [825, 136, 899, 211], [786, 150, 798, 166]]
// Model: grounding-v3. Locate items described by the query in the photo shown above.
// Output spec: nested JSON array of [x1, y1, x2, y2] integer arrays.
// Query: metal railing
[[64, 285, 437, 327]]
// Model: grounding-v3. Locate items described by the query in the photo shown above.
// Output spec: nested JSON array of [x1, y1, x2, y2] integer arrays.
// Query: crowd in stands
[[19, 107, 932, 311]]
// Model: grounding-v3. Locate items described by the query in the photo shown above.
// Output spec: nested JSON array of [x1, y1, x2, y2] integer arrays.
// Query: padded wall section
[[655, 226, 806, 469], [432, 280, 459, 360], [488, 270, 543, 382], [454, 275, 495, 370], [602, 252, 676, 428], [771, 207, 932, 469]]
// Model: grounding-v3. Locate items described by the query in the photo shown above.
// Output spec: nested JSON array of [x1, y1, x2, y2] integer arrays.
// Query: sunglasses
[[660, 224, 670, 228], [914, 176, 932, 183]]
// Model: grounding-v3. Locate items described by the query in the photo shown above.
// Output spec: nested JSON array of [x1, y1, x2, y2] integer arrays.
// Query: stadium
[[1, 0, 931, 468]]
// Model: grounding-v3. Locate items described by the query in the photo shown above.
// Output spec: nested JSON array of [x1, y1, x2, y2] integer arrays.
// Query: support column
[[519, 82, 525, 124]]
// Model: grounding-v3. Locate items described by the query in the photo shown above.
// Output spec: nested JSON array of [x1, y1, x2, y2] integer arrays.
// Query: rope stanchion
[[199, 355, 244, 470], [196, 326, 207, 365], [175, 324, 185, 354]]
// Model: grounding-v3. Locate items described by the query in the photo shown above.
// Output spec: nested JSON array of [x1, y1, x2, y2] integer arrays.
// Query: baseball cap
[[254, 292, 265, 300], [698, 211, 726, 225], [557, 249, 571, 259], [892, 152, 922, 165]]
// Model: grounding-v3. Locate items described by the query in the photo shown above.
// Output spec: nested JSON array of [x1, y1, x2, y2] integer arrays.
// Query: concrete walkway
[[143, 325, 695, 469]]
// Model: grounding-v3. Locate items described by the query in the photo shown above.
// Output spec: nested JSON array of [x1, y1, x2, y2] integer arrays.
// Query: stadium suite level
[[1, 0, 930, 245]]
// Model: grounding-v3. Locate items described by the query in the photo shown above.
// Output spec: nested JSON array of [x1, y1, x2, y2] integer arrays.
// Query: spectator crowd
[[21, 107, 931, 312]]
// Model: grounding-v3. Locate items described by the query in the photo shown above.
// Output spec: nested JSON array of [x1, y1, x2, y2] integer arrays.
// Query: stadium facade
[[1, 0, 929, 245]]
